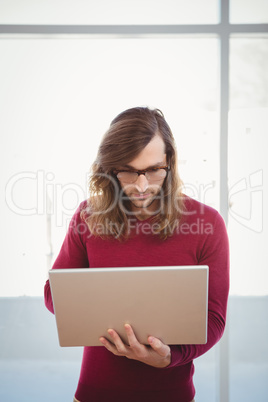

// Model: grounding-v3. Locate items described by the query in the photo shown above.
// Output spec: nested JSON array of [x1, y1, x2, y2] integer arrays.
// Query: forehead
[[123, 135, 166, 170]]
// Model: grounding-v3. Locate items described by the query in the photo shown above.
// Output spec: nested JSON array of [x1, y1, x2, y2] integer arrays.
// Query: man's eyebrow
[[122, 162, 166, 170]]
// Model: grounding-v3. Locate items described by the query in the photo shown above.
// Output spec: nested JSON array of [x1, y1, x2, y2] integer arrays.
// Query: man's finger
[[148, 336, 170, 357], [107, 329, 128, 355], [124, 324, 140, 348], [99, 336, 118, 354]]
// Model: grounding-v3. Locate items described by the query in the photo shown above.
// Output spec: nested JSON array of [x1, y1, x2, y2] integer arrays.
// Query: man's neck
[[130, 200, 160, 221]]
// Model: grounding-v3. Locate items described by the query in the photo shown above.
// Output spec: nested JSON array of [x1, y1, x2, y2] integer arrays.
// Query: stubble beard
[[127, 190, 162, 214], [129, 196, 156, 210]]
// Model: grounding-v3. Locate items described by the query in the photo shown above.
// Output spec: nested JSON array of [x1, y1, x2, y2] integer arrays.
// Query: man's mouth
[[131, 193, 152, 200]]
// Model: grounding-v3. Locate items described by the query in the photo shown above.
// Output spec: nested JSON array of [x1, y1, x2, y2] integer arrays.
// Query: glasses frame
[[113, 165, 170, 183]]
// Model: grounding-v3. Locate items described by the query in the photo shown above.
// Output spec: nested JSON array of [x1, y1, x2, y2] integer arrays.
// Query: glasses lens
[[146, 168, 167, 182], [117, 171, 138, 183], [116, 168, 168, 183]]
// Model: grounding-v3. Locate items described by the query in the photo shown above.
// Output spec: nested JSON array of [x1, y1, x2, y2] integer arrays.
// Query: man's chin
[[129, 197, 156, 211]]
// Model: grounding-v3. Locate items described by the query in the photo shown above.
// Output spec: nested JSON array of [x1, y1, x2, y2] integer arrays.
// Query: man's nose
[[135, 174, 149, 193]]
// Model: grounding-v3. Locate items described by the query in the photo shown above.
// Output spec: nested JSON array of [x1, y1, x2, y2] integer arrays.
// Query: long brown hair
[[81, 107, 184, 240]]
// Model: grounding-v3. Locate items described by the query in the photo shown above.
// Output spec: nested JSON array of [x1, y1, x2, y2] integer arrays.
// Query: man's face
[[116, 135, 167, 218]]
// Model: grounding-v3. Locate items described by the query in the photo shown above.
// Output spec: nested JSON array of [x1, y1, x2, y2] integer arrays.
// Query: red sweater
[[44, 196, 229, 402]]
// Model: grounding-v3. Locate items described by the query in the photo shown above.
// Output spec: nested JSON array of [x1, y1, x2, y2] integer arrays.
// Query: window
[[1, 36, 219, 296], [230, 0, 268, 23], [0, 0, 219, 25], [229, 35, 268, 296]]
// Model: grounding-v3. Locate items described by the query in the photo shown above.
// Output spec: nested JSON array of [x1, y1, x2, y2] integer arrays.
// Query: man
[[44, 107, 229, 402]]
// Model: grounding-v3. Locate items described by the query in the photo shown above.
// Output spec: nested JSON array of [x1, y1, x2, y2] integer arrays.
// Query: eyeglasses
[[113, 166, 170, 184]]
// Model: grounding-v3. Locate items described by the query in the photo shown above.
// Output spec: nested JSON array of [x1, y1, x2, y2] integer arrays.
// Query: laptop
[[49, 265, 208, 347]]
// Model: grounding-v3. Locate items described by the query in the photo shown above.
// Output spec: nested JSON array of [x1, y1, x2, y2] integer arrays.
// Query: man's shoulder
[[78, 199, 89, 212], [182, 195, 222, 221], [178, 195, 227, 239], [70, 199, 89, 224]]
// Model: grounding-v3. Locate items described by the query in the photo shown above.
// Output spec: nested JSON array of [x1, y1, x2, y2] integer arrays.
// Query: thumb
[[148, 336, 170, 357]]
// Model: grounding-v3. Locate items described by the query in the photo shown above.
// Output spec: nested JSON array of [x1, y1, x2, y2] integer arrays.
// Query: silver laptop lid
[[49, 265, 208, 347]]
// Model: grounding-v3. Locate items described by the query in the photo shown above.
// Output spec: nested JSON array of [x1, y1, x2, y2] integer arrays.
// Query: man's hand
[[99, 324, 171, 368]]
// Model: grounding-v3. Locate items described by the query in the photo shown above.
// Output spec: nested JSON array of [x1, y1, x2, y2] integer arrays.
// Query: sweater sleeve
[[167, 211, 230, 368], [44, 204, 89, 314]]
